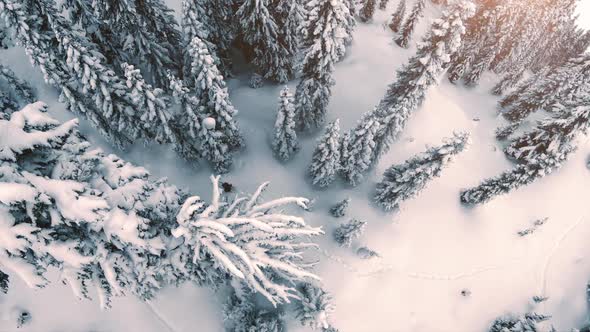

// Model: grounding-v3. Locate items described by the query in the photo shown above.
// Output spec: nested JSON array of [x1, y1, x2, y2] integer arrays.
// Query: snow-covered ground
[[2, 1, 590, 331]]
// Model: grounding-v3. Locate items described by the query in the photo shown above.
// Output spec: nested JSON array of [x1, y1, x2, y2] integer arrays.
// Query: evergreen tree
[[341, 0, 474, 185], [66, 0, 182, 88], [308, 120, 341, 187], [388, 0, 407, 33], [333, 219, 366, 247], [183, 36, 244, 158], [272, 87, 300, 162], [375, 132, 469, 211], [500, 55, 590, 123], [0, 0, 186, 150], [488, 313, 550, 332], [462, 94, 590, 205], [0, 64, 35, 105], [174, 176, 323, 306], [0, 101, 190, 308], [295, 0, 354, 131], [395, 0, 425, 48], [237, 0, 295, 83], [223, 292, 285, 332], [359, 0, 377, 22], [340, 113, 380, 186], [447, 0, 497, 83], [295, 283, 335, 330], [181, 0, 236, 75], [273, 0, 304, 81], [330, 198, 350, 218], [379, 0, 390, 10], [0, 21, 10, 49]]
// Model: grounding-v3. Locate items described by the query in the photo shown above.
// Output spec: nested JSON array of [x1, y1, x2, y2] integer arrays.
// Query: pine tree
[[0, 0, 184, 150], [295, 0, 354, 131], [272, 87, 300, 162], [0, 64, 35, 105], [182, 37, 244, 161], [462, 93, 589, 205], [223, 292, 285, 332], [447, 0, 497, 84], [237, 0, 295, 83], [0, 101, 191, 308], [379, 0, 390, 10], [375, 132, 469, 211], [174, 176, 323, 306], [180, 0, 236, 75], [388, 0, 407, 33], [333, 219, 366, 247], [89, 0, 181, 88], [359, 0, 377, 22], [309, 120, 341, 187], [395, 0, 425, 48], [489, 313, 549, 332], [340, 113, 380, 186], [273, 0, 304, 81], [330, 198, 350, 218], [295, 283, 335, 330], [340, 1, 474, 185], [500, 55, 590, 123]]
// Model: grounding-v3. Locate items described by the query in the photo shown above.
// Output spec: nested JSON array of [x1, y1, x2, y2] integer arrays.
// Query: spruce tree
[[395, 0, 425, 48], [295, 0, 353, 131], [223, 292, 285, 332], [500, 55, 590, 123], [488, 313, 549, 332], [181, 0, 236, 75], [379, 0, 390, 10], [237, 0, 295, 83], [0, 64, 35, 105], [375, 132, 469, 211], [0, 0, 186, 150], [183, 37, 244, 155], [0, 101, 188, 308], [341, 1, 475, 185], [462, 94, 590, 205], [272, 87, 300, 162], [175, 176, 323, 306], [359, 0, 377, 22], [333, 219, 367, 247], [340, 113, 380, 186], [330, 198, 350, 217], [295, 283, 335, 330], [388, 0, 407, 33], [273, 0, 305, 81], [66, 0, 182, 88], [308, 120, 341, 187]]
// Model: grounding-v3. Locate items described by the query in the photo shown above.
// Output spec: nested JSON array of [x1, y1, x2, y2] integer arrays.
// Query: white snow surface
[[2, 1, 590, 331]]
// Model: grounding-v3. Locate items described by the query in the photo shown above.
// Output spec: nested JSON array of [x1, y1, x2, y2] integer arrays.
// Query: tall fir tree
[[388, 0, 407, 33], [237, 0, 295, 83], [462, 92, 590, 205], [66, 0, 182, 88], [294, 0, 354, 131], [359, 0, 377, 22], [181, 0, 236, 75], [295, 283, 336, 330], [1, 102, 323, 308], [340, 113, 380, 186], [341, 0, 475, 185], [273, 0, 305, 81], [395, 0, 425, 48], [379, 0, 390, 10], [500, 55, 590, 124], [308, 119, 341, 187], [375, 132, 469, 211], [176, 37, 244, 172], [0, 0, 192, 150], [272, 87, 300, 162]]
